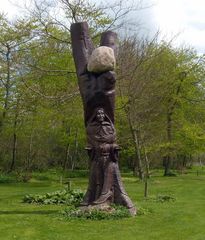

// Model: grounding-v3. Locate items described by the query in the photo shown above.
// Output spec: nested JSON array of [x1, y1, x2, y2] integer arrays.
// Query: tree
[[117, 36, 205, 177], [0, 15, 38, 170]]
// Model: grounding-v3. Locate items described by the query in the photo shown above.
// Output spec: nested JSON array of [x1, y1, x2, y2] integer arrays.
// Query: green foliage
[[23, 189, 84, 206], [63, 205, 131, 220], [65, 170, 89, 178], [0, 171, 32, 183], [0, 173, 15, 184], [117, 38, 205, 173], [61, 0, 113, 33]]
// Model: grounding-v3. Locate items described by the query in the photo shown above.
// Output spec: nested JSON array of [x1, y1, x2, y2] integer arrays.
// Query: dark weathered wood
[[70, 22, 94, 79], [71, 22, 136, 215], [100, 31, 118, 56]]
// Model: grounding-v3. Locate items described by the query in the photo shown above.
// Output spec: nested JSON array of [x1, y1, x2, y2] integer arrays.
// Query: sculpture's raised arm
[[100, 31, 117, 57], [70, 22, 94, 79], [71, 23, 117, 125]]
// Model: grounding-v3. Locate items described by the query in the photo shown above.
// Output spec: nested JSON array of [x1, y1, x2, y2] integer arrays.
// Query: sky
[[1, 0, 205, 54], [152, 0, 205, 54]]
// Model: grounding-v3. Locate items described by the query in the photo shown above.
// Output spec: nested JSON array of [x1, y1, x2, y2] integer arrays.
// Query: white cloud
[[152, 0, 205, 54], [0, 0, 26, 19]]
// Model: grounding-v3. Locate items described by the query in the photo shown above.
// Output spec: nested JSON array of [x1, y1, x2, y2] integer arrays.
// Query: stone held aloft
[[87, 46, 116, 73], [70, 22, 136, 215]]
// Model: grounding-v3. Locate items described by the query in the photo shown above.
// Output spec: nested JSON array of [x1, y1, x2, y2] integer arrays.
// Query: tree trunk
[[10, 132, 17, 172], [71, 128, 78, 171], [0, 46, 11, 132], [63, 127, 71, 170], [164, 74, 186, 176], [26, 133, 33, 170], [9, 98, 19, 173], [127, 114, 144, 180], [143, 145, 150, 179], [63, 142, 70, 170], [133, 130, 144, 180], [9, 114, 18, 172], [164, 110, 172, 176]]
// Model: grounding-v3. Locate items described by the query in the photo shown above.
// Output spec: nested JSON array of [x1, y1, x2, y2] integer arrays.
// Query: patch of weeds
[[145, 193, 176, 203], [63, 205, 131, 220], [31, 171, 57, 182], [137, 206, 153, 216], [164, 172, 177, 177], [65, 170, 89, 178], [33, 175, 50, 181], [0, 171, 32, 183], [23, 189, 84, 206], [15, 171, 32, 182], [156, 194, 176, 203]]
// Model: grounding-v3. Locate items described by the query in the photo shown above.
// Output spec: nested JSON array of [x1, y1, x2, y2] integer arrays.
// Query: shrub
[[15, 171, 32, 182], [0, 173, 15, 183], [0, 171, 32, 184], [23, 189, 84, 206]]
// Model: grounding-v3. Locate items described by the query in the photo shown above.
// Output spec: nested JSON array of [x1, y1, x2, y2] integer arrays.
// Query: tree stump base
[[80, 157, 136, 216], [80, 202, 136, 216]]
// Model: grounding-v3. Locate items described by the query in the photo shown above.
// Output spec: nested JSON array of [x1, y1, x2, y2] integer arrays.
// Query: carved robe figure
[[86, 108, 116, 146]]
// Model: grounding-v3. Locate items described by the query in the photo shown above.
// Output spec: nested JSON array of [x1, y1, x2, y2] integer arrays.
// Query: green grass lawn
[[0, 170, 204, 240]]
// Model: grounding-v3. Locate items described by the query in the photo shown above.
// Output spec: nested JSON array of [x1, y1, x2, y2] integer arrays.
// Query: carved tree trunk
[[70, 22, 136, 215]]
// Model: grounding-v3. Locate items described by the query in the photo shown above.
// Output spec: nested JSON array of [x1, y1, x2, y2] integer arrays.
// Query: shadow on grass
[[0, 210, 59, 215]]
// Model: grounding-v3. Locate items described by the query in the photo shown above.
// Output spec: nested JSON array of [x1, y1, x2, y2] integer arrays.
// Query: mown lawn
[[0, 170, 204, 240]]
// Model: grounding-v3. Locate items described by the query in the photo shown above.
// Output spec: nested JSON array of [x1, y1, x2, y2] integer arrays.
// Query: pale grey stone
[[87, 46, 116, 73]]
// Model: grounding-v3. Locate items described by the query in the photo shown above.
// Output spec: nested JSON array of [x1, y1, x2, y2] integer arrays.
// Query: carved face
[[96, 109, 105, 122]]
